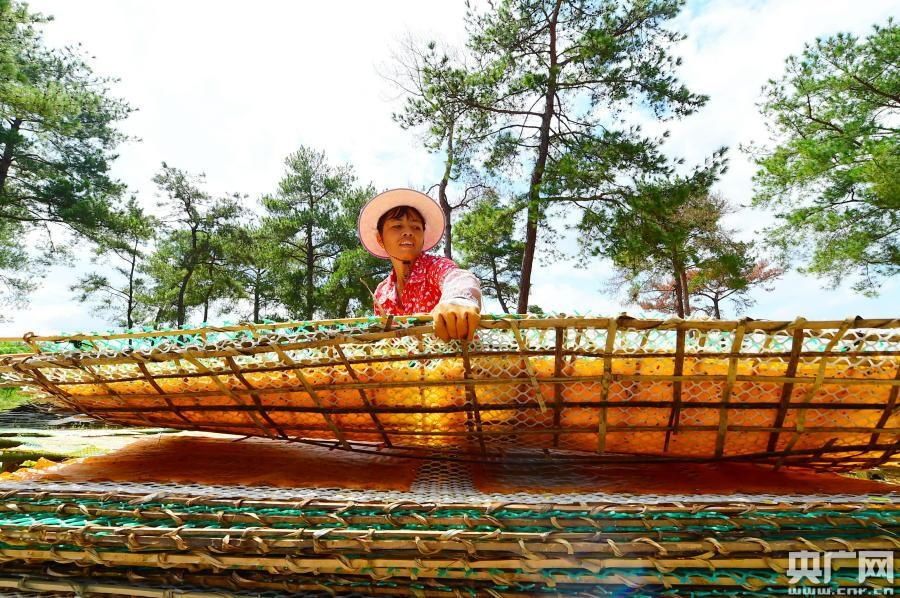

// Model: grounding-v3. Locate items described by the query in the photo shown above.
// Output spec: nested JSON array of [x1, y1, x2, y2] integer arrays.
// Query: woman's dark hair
[[376, 205, 425, 234]]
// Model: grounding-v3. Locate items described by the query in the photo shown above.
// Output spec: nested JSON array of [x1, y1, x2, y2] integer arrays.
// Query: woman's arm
[[433, 266, 482, 341], [438, 268, 482, 310]]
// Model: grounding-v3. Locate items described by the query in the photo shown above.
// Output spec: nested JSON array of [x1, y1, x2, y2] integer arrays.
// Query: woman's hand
[[432, 302, 480, 342]]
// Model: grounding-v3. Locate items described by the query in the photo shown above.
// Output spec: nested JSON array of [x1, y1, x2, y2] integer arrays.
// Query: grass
[[0, 341, 29, 355], [0, 387, 29, 411], [0, 341, 31, 412]]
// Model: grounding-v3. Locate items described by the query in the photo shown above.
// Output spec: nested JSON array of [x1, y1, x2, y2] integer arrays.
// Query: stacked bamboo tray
[[0, 474, 897, 596]]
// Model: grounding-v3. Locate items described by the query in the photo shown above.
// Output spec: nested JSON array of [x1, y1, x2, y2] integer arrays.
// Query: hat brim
[[358, 188, 446, 259]]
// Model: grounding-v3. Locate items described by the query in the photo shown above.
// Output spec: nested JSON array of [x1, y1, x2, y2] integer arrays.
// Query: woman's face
[[377, 213, 425, 262]]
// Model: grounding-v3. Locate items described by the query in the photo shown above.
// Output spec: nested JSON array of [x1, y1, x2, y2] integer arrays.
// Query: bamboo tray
[[1, 314, 898, 470], [0, 435, 896, 596], [0, 483, 897, 595]]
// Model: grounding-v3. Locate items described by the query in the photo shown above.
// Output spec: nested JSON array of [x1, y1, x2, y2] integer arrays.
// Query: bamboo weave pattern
[[0, 489, 897, 595], [1, 315, 898, 470]]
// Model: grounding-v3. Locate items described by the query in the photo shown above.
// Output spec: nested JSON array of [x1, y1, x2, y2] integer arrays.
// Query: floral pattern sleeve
[[372, 279, 391, 316], [371, 254, 481, 316]]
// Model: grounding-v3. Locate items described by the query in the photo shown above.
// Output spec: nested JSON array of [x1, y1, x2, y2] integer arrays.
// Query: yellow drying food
[[41, 353, 899, 460]]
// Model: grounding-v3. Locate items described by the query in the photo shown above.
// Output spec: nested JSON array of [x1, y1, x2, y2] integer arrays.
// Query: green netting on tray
[[3, 495, 898, 533], [4, 313, 896, 355], [8, 315, 433, 355]]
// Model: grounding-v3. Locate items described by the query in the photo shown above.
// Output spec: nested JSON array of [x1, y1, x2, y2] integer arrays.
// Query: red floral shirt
[[373, 253, 481, 316]]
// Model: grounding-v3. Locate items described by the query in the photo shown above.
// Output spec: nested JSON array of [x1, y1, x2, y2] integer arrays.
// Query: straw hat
[[358, 188, 445, 259]]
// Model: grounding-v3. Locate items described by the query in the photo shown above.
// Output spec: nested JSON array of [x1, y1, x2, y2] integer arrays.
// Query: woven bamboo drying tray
[[1, 314, 899, 469], [0, 488, 897, 595], [6, 564, 887, 598], [0, 564, 895, 597]]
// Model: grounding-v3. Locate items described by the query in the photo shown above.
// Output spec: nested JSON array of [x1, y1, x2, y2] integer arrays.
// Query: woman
[[358, 188, 482, 341]]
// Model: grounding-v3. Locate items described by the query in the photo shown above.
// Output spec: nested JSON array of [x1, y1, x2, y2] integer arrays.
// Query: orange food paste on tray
[[5, 434, 895, 497], [7, 435, 418, 491]]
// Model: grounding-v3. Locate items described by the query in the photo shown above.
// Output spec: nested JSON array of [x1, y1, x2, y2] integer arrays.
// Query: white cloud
[[1, 0, 896, 335], [1, 261, 109, 335], [32, 0, 470, 197]]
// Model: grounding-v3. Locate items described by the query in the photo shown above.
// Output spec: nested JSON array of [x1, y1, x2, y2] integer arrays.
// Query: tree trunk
[[672, 256, 685, 318], [680, 270, 691, 317], [177, 226, 200, 328], [712, 297, 721, 319], [672, 270, 684, 318], [518, 205, 540, 314], [126, 239, 138, 329], [253, 271, 261, 323], [516, 0, 562, 314], [175, 269, 193, 328], [490, 258, 509, 314], [0, 118, 22, 194], [439, 121, 455, 259], [305, 221, 314, 320]]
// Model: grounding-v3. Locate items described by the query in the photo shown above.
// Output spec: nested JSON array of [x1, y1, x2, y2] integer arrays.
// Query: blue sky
[[2, 0, 897, 335]]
